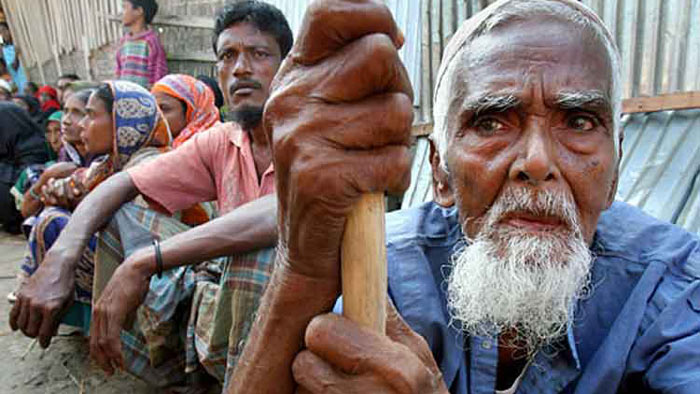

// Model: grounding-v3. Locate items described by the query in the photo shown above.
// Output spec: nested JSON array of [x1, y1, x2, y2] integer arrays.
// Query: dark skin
[[20, 95, 88, 217], [153, 91, 188, 138], [46, 121, 62, 154], [61, 93, 89, 158], [86, 22, 284, 374], [216, 21, 280, 181], [228, 1, 447, 393], [436, 19, 619, 388], [121, 0, 147, 35], [230, 3, 622, 394], [9, 22, 284, 367], [56, 77, 76, 105], [39, 92, 114, 209]]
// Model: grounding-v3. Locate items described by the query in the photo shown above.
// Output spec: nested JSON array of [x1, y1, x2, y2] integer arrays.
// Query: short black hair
[[58, 73, 80, 82], [95, 84, 114, 114], [126, 0, 159, 24], [197, 74, 224, 109], [25, 81, 39, 93], [212, 1, 293, 58]]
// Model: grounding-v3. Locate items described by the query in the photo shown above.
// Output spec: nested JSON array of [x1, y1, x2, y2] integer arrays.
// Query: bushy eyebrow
[[461, 93, 521, 117], [555, 90, 611, 113]]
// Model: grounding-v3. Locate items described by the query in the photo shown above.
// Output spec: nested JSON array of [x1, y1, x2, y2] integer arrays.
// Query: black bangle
[[152, 238, 163, 278]]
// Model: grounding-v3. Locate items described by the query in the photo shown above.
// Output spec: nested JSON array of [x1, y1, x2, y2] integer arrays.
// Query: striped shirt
[[115, 29, 168, 88]]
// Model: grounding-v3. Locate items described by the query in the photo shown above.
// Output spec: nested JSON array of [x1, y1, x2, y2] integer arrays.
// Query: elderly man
[[229, 0, 700, 393]]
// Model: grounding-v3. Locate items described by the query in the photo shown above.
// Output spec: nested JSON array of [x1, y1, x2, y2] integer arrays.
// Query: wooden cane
[[342, 192, 387, 333]]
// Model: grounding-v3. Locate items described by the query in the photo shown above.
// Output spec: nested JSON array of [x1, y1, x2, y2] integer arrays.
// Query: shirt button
[[481, 340, 491, 349]]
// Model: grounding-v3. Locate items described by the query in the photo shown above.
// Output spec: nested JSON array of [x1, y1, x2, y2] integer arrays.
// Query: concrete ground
[[0, 230, 153, 394]]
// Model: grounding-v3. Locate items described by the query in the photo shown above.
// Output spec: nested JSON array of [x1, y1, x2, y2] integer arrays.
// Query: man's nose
[[509, 120, 559, 185], [232, 53, 253, 77]]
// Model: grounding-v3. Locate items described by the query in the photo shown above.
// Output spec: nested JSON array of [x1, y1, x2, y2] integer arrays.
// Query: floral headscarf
[[151, 74, 220, 148], [78, 80, 170, 191]]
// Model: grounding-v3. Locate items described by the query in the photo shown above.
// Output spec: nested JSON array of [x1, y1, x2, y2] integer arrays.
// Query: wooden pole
[[342, 192, 387, 333]]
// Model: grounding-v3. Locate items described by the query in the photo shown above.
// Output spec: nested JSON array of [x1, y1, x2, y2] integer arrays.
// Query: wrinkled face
[[443, 17, 618, 245], [45, 121, 62, 153], [80, 93, 114, 156], [121, 0, 141, 27], [216, 22, 282, 119], [154, 91, 187, 138], [62, 94, 88, 157]]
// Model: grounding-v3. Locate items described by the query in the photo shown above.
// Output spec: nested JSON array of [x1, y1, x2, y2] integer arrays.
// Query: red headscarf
[[37, 85, 60, 113]]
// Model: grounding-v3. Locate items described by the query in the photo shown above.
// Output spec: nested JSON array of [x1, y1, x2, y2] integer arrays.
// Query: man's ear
[[429, 138, 455, 207]]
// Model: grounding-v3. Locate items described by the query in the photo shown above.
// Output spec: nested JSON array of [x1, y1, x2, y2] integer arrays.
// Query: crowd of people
[[2, 0, 699, 393]]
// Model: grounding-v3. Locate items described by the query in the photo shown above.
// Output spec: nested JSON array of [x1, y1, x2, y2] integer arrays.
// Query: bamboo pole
[[342, 193, 387, 333], [340, 0, 395, 336]]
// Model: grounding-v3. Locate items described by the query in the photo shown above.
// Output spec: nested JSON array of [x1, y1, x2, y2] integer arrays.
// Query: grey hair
[[431, 0, 622, 171]]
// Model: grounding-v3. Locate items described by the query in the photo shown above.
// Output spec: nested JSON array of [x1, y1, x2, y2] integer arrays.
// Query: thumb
[[385, 296, 441, 374]]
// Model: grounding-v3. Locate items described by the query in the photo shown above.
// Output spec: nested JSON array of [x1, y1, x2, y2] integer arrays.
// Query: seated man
[[230, 0, 700, 393], [10, 0, 292, 388]]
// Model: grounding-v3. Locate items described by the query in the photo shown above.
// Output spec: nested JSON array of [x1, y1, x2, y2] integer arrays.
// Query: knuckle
[[389, 93, 414, 135], [364, 33, 396, 61]]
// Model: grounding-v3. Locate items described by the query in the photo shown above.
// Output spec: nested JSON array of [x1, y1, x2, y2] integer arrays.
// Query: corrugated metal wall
[[267, 0, 422, 105], [416, 0, 700, 123], [616, 109, 700, 233], [581, 0, 700, 98]]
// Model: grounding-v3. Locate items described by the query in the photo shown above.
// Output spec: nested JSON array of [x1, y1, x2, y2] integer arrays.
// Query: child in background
[[115, 0, 168, 88], [0, 22, 27, 93]]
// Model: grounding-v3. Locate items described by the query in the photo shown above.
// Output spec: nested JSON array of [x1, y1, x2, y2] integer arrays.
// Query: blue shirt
[[3, 45, 26, 92], [385, 201, 700, 394]]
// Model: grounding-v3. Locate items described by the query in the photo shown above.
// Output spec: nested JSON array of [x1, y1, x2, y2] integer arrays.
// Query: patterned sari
[[20, 80, 169, 308]]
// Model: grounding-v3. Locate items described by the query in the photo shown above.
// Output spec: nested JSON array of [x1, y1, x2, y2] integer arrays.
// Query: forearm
[[21, 182, 44, 217], [129, 193, 277, 275], [227, 260, 340, 393], [49, 172, 138, 267]]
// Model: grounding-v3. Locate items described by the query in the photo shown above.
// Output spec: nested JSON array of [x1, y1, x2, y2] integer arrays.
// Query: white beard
[[446, 187, 593, 355]]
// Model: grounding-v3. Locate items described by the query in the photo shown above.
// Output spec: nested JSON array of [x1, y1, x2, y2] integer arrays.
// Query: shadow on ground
[[0, 231, 153, 394]]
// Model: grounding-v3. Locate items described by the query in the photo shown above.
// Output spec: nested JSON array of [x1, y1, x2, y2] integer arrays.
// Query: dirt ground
[[0, 230, 153, 394]]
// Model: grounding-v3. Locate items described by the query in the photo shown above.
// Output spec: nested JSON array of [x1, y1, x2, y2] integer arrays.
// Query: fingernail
[[396, 30, 405, 48]]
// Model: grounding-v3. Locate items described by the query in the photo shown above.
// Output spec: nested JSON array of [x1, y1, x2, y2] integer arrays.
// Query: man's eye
[[220, 51, 234, 61], [474, 118, 505, 135], [568, 115, 597, 132], [254, 50, 269, 59]]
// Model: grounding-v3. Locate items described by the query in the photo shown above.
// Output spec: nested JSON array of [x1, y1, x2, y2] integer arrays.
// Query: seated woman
[[151, 74, 221, 148], [10, 110, 62, 211], [17, 88, 96, 219], [19, 81, 170, 313]]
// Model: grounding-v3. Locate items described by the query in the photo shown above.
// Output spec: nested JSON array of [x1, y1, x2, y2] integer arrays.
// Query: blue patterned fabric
[[110, 80, 161, 169]]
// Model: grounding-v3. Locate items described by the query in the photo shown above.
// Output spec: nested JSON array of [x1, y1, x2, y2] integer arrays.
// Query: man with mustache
[[10, 0, 288, 388], [230, 0, 700, 393]]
